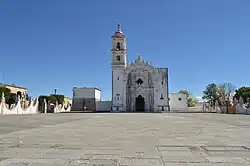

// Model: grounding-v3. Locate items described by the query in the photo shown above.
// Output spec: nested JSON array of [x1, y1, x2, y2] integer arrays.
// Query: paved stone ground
[[0, 113, 250, 166]]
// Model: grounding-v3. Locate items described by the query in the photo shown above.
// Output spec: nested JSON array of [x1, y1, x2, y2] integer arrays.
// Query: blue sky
[[0, 0, 249, 100]]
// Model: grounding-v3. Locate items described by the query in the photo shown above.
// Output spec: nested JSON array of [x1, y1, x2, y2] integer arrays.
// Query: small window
[[160, 94, 164, 100], [116, 42, 121, 50], [117, 77, 119, 80], [178, 98, 182, 101], [116, 94, 120, 100], [161, 81, 164, 85], [116, 56, 120, 62], [136, 79, 143, 85]]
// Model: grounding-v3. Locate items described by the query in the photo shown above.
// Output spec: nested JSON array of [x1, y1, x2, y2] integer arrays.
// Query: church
[[111, 24, 169, 112], [71, 24, 188, 112]]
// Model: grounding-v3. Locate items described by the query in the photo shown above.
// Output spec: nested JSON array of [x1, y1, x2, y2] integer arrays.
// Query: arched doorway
[[135, 95, 145, 112]]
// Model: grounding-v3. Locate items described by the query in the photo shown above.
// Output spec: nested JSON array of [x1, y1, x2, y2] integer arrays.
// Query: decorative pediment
[[125, 56, 154, 74]]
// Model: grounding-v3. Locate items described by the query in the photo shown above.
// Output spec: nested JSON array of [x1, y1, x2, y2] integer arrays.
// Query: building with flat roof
[[71, 87, 101, 111]]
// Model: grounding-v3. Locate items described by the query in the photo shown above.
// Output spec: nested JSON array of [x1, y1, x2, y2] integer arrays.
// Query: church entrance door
[[135, 95, 145, 112]]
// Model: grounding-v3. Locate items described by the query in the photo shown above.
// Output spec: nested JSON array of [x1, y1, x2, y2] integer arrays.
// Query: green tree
[[25, 94, 30, 101], [50, 94, 65, 104], [179, 90, 196, 107], [202, 83, 221, 107], [38, 95, 47, 112], [234, 87, 250, 105], [5, 93, 17, 107], [202, 83, 236, 107], [187, 97, 196, 107], [0, 87, 11, 97], [46, 95, 57, 104], [38, 95, 47, 103], [179, 90, 189, 98], [0, 87, 16, 107], [217, 83, 236, 102]]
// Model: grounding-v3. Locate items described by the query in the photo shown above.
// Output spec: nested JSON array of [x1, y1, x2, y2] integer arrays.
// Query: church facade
[[111, 25, 169, 112]]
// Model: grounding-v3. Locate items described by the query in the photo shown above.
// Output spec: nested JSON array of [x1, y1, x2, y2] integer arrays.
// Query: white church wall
[[153, 68, 169, 112], [169, 93, 188, 112], [112, 69, 126, 112], [96, 101, 112, 111]]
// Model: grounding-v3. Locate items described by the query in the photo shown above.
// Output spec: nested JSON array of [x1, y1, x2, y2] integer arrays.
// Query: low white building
[[71, 87, 101, 111], [169, 93, 188, 112]]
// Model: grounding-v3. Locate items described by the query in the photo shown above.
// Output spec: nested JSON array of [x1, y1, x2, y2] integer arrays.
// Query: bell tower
[[111, 24, 127, 68], [111, 24, 127, 112]]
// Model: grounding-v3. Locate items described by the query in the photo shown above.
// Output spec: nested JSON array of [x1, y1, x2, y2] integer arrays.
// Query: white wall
[[169, 93, 188, 112], [95, 89, 101, 101], [112, 69, 126, 111], [73, 88, 101, 100], [96, 101, 112, 111], [153, 68, 169, 112]]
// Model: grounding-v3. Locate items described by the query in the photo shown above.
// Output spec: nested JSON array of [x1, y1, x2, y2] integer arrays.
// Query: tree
[[234, 87, 250, 105], [203, 83, 236, 107], [187, 97, 196, 107], [217, 83, 236, 102], [0, 87, 16, 107], [0, 87, 10, 93], [46, 95, 57, 104], [38, 95, 47, 112], [25, 94, 30, 101], [202, 83, 221, 107], [179, 90, 189, 98], [179, 90, 196, 107], [5, 93, 17, 107], [50, 94, 64, 104], [0, 87, 11, 97]]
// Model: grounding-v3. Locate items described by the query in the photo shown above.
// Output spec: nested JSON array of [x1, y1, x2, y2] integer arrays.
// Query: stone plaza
[[0, 113, 250, 165]]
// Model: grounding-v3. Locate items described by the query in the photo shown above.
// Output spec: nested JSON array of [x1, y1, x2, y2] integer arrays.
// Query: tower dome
[[114, 24, 125, 38]]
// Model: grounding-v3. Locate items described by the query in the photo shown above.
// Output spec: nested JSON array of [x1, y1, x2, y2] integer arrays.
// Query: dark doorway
[[135, 95, 145, 112]]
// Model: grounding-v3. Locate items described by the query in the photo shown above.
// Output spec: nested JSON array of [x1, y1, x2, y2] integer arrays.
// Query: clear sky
[[0, 0, 249, 100]]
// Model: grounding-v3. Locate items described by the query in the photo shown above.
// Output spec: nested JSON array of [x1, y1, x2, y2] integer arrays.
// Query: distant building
[[64, 97, 72, 105], [169, 93, 188, 112], [0, 83, 27, 99], [71, 87, 101, 111]]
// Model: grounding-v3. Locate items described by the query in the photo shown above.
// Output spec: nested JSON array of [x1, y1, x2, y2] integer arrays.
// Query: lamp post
[[54, 88, 57, 95]]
